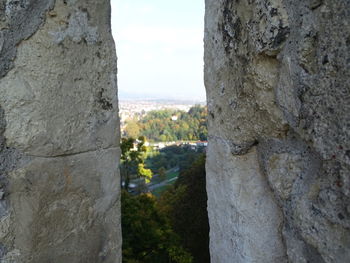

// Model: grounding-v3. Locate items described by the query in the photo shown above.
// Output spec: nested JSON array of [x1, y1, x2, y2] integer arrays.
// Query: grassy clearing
[[166, 171, 179, 180], [152, 184, 172, 197], [150, 171, 179, 197]]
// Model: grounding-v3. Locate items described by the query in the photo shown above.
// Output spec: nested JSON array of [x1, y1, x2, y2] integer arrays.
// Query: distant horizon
[[118, 90, 206, 103], [119, 97, 206, 102], [111, 0, 206, 101]]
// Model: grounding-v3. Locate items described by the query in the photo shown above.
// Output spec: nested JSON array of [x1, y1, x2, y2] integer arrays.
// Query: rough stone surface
[[206, 143, 286, 262], [0, 0, 120, 262], [205, 0, 350, 262]]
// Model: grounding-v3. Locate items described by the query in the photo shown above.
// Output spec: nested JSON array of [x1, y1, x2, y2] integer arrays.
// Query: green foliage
[[124, 119, 141, 139], [137, 163, 152, 183], [146, 145, 204, 174], [124, 105, 207, 142], [121, 136, 209, 262], [158, 167, 167, 181], [120, 136, 152, 190], [157, 155, 210, 263], [121, 191, 193, 263]]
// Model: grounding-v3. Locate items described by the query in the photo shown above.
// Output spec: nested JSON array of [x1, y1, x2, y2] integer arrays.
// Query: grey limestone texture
[[0, 0, 349, 262], [0, 0, 121, 262], [204, 0, 350, 262]]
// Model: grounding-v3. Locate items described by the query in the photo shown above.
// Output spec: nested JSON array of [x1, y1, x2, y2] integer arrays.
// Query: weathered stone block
[[0, 0, 121, 262], [206, 141, 286, 263], [205, 0, 350, 262]]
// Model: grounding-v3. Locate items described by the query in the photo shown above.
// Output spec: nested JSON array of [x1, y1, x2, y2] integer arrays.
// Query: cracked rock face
[[205, 0, 350, 262], [0, 0, 120, 262]]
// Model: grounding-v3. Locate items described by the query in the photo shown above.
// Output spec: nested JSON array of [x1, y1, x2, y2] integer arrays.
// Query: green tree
[[158, 155, 210, 263], [122, 191, 193, 263], [146, 145, 202, 174], [120, 136, 152, 190], [125, 119, 141, 138], [159, 134, 167, 142], [138, 163, 152, 183], [135, 106, 207, 142], [158, 167, 167, 181]]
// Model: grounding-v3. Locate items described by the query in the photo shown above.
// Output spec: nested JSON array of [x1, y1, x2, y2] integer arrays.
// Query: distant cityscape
[[119, 99, 206, 132]]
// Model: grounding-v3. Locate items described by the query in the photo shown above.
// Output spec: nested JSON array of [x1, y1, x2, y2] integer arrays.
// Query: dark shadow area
[[120, 107, 210, 263]]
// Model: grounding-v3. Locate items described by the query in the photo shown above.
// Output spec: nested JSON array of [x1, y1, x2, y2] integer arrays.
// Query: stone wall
[[204, 0, 350, 262], [1, 0, 349, 262], [0, 0, 121, 262]]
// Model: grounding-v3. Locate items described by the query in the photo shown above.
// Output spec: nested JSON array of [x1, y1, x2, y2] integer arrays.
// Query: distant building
[[157, 142, 166, 149], [196, 141, 208, 147], [171, 115, 178, 121]]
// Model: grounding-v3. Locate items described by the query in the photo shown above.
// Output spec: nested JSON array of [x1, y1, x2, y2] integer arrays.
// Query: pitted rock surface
[[0, 0, 121, 262], [205, 0, 350, 262]]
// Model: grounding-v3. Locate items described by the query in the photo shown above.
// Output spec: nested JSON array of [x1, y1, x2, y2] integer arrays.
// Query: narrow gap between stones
[[111, 1, 210, 262]]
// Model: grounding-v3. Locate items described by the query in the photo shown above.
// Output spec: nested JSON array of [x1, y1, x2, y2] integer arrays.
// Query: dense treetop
[[124, 105, 207, 142], [122, 154, 210, 263], [158, 155, 210, 263], [121, 191, 193, 263], [146, 145, 205, 174]]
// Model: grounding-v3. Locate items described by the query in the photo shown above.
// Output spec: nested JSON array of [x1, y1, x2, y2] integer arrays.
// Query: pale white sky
[[111, 0, 205, 101]]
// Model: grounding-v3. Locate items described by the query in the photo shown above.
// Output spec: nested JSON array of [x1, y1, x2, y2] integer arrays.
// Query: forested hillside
[[121, 106, 210, 263], [122, 154, 210, 263], [124, 105, 207, 142]]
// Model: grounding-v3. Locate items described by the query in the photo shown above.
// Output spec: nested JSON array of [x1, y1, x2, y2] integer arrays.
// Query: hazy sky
[[111, 0, 205, 101]]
